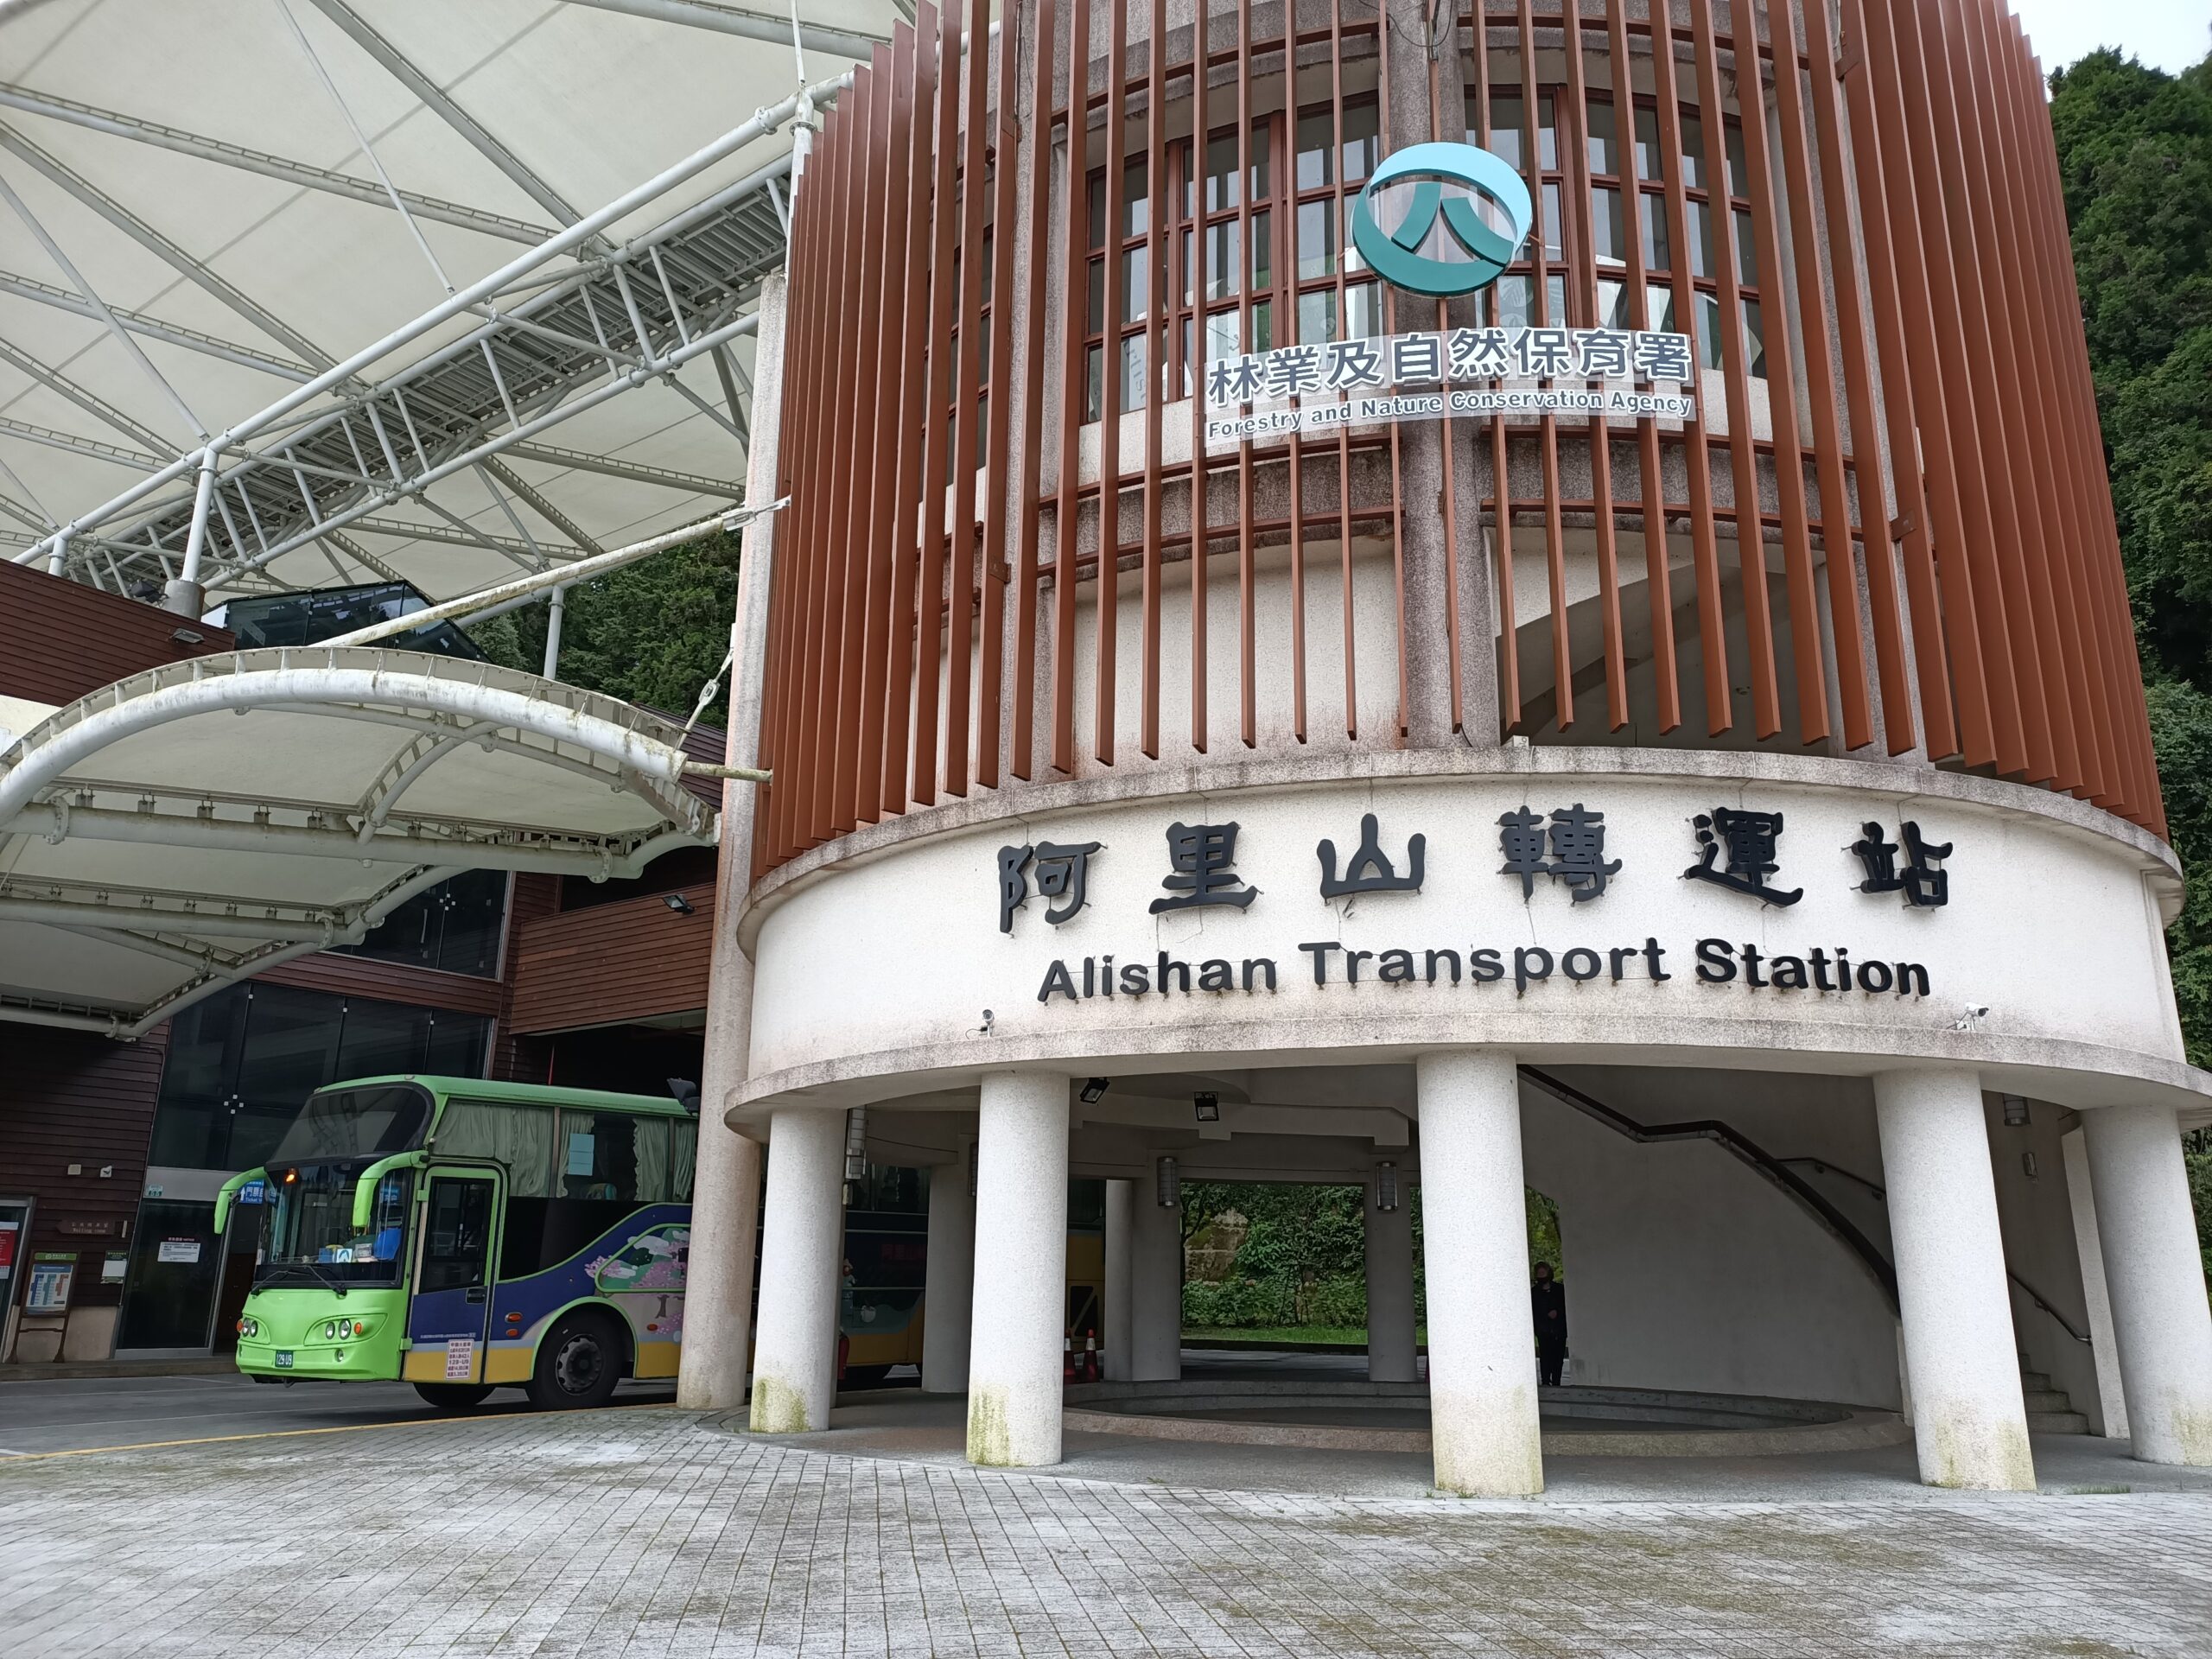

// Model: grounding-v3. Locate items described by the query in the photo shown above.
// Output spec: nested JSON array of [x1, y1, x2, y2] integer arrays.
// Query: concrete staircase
[[2022, 1367, 2090, 1434]]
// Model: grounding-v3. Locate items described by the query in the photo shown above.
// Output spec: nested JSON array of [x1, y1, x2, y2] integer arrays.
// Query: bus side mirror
[[667, 1078, 700, 1115]]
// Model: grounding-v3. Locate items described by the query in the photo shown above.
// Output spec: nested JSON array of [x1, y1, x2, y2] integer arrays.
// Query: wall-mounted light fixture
[[1193, 1091, 1219, 1122], [1080, 1077, 1109, 1104], [1155, 1154, 1180, 1209], [661, 892, 695, 915], [1373, 1161, 1400, 1212], [2022, 1150, 2038, 1179], [2001, 1095, 2030, 1128]]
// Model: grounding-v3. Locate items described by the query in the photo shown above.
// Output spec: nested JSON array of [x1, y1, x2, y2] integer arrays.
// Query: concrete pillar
[[1364, 1168, 1418, 1384], [1415, 1050, 1542, 1497], [677, 273, 788, 1414], [747, 1104, 845, 1433], [1103, 1178, 1135, 1382], [921, 1148, 976, 1394], [1129, 1170, 1184, 1381], [1872, 1068, 2035, 1490], [2082, 1103, 2212, 1465], [967, 1071, 1070, 1465], [2060, 1126, 2128, 1439]]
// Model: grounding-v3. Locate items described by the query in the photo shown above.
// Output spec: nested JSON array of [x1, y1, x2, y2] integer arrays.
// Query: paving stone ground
[[3, 1406, 2209, 1657]]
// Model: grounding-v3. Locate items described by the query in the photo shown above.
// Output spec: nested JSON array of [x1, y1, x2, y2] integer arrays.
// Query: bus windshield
[[257, 1166, 411, 1289], [268, 1084, 432, 1165]]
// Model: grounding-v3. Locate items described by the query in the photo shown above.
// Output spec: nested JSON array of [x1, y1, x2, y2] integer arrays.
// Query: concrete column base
[[2083, 1103, 2212, 1465], [748, 1106, 845, 1434], [967, 1071, 1070, 1466], [1416, 1049, 1543, 1497], [1874, 1068, 2035, 1491]]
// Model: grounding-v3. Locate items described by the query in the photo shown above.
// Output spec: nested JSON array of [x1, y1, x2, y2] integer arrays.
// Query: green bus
[[217, 1077, 696, 1410]]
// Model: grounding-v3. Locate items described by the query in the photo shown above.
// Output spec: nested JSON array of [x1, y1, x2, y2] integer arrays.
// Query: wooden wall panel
[[0, 560, 232, 706], [503, 883, 716, 1035]]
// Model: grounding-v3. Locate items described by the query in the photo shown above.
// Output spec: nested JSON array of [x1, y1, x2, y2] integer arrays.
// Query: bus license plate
[[274, 1351, 294, 1369]]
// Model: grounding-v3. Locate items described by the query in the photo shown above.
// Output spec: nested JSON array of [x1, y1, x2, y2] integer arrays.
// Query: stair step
[[2022, 1389, 2073, 1412], [2028, 1409, 2091, 1435], [2020, 1370, 2052, 1391]]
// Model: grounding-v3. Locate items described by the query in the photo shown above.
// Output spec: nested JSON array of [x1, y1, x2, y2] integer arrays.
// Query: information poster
[[26, 1252, 74, 1313]]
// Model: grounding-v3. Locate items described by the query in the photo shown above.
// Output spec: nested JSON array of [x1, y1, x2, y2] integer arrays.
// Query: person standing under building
[[1531, 1261, 1567, 1389]]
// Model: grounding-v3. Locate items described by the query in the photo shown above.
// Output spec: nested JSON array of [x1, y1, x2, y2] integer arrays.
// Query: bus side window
[[671, 1119, 697, 1203], [434, 1098, 556, 1280]]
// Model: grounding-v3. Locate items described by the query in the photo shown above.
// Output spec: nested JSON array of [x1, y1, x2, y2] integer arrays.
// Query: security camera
[[1950, 1005, 1990, 1031]]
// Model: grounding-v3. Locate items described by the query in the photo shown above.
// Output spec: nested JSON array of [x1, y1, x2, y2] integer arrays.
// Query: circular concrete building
[[682, 0, 2212, 1493]]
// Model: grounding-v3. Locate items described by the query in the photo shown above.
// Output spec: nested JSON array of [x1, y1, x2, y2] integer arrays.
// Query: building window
[[337, 868, 508, 977], [149, 983, 491, 1172]]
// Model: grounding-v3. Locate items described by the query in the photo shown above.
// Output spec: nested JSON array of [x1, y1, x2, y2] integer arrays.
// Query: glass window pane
[[1641, 192, 1672, 270], [1547, 274, 1568, 328], [1205, 132, 1240, 212], [1596, 278, 1629, 329], [1296, 109, 1334, 190], [1296, 197, 1336, 279], [1735, 208, 1758, 286], [423, 1013, 486, 1080], [1296, 287, 1337, 346], [1726, 122, 1749, 199], [1085, 343, 1103, 419], [1206, 220, 1240, 300], [1206, 308, 1240, 368], [1342, 99, 1380, 181], [1635, 105, 1665, 181], [436, 1099, 554, 1197], [1180, 227, 1193, 302], [1542, 182, 1563, 260], [1687, 198, 1715, 279], [1645, 282, 1675, 334], [557, 1111, 641, 1204], [1592, 187, 1625, 266], [1492, 273, 1533, 331], [1698, 291, 1726, 370], [1087, 257, 1104, 332], [1180, 315, 1193, 396], [1538, 92, 1558, 170], [1249, 121, 1271, 199], [1121, 333, 1147, 410], [980, 224, 993, 305], [1491, 93, 1523, 170], [1122, 158, 1148, 238], [151, 986, 243, 1167], [1250, 297, 1274, 353], [1121, 245, 1148, 320], [1679, 110, 1707, 190], [236, 985, 343, 1116], [418, 1178, 493, 1292], [1743, 297, 1767, 378], [1250, 208, 1272, 290], [1588, 99, 1618, 177], [1343, 193, 1366, 273], [1088, 170, 1106, 248], [1345, 282, 1380, 340]]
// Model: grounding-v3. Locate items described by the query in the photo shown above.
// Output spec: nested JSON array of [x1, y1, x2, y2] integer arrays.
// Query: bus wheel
[[413, 1382, 494, 1411], [528, 1313, 623, 1410]]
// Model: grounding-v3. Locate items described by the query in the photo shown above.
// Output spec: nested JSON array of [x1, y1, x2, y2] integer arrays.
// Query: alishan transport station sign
[[1203, 139, 1698, 448]]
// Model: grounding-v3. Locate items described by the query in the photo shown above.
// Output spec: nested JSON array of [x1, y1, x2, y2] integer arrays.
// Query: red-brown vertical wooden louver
[[751, 0, 2168, 880]]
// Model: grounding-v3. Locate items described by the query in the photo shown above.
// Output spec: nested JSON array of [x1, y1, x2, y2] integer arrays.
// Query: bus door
[[409, 1168, 502, 1385]]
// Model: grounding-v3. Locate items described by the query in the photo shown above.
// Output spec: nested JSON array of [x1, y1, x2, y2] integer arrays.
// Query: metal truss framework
[[4, 48, 852, 600], [0, 650, 726, 1036]]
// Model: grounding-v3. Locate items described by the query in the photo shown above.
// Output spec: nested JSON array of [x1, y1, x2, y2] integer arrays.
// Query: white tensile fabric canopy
[[0, 647, 721, 1034], [0, 0, 890, 603]]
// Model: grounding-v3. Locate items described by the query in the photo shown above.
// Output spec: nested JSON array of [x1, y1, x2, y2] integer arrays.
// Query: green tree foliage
[[466, 530, 743, 727], [2050, 48, 2212, 1290]]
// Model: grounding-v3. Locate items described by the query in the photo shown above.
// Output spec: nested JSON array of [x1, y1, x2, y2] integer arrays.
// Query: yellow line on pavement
[[0, 1413, 512, 1462]]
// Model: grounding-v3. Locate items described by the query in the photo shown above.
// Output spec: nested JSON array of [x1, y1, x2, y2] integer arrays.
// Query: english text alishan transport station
[[3, 0, 2209, 1499]]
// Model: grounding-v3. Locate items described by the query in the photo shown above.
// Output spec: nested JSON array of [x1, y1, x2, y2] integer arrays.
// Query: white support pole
[[966, 1071, 1070, 1466], [1364, 1170, 1418, 1385], [920, 1147, 976, 1394], [1415, 1049, 1543, 1497], [163, 450, 217, 616], [541, 583, 568, 679], [1873, 1067, 2036, 1490], [2081, 1102, 2212, 1465], [1129, 1176, 1184, 1382], [677, 273, 790, 1414], [2060, 1125, 2129, 1440], [1103, 1178, 1135, 1382], [46, 527, 67, 578], [747, 1104, 845, 1433]]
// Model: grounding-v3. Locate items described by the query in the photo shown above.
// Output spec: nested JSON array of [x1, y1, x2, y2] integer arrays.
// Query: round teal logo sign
[[1349, 142, 1533, 298]]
